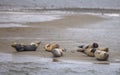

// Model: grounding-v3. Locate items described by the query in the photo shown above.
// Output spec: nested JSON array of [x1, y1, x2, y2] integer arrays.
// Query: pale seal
[[44, 43, 59, 52], [94, 50, 109, 61], [52, 48, 63, 57]]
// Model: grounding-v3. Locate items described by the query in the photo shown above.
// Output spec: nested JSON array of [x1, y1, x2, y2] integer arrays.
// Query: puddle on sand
[[0, 53, 51, 63], [0, 23, 28, 28], [0, 53, 120, 75], [0, 12, 62, 23]]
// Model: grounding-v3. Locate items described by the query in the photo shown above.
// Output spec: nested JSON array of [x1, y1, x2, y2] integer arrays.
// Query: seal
[[77, 43, 99, 52], [44, 43, 59, 52], [52, 48, 63, 57], [85, 43, 99, 49], [94, 50, 109, 61], [77, 43, 109, 61], [84, 48, 96, 57], [11, 41, 41, 52]]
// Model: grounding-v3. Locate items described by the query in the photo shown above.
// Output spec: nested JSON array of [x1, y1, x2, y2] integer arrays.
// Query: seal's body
[[52, 48, 63, 57], [78, 43, 98, 57], [94, 50, 109, 61], [84, 48, 96, 57], [11, 42, 41, 52], [44, 43, 59, 52], [96, 48, 109, 52], [78, 43, 99, 52], [11, 44, 24, 52]]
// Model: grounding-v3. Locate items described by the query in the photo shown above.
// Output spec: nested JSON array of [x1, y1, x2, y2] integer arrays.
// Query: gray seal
[[11, 42, 41, 52]]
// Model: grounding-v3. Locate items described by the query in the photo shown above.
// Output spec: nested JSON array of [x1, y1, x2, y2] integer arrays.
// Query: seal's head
[[52, 48, 63, 57], [86, 43, 99, 49], [94, 50, 109, 61], [11, 42, 24, 52], [92, 43, 99, 48], [11, 42, 17, 48], [30, 41, 41, 47]]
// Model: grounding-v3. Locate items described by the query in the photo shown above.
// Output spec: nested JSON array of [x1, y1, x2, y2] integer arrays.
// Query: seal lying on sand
[[77, 43, 109, 61], [77, 43, 99, 57], [44, 43, 59, 52], [84, 48, 96, 57], [83, 48, 109, 57], [77, 43, 99, 52], [94, 50, 109, 61], [44, 43, 66, 57], [52, 48, 63, 57], [11, 42, 41, 52], [85, 42, 99, 49]]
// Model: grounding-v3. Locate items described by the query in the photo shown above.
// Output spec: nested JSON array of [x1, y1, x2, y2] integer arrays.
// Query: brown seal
[[44, 43, 59, 52]]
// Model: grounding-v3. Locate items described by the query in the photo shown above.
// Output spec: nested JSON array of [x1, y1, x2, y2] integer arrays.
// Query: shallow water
[[0, 53, 120, 75], [1, 0, 120, 9], [0, 11, 62, 28]]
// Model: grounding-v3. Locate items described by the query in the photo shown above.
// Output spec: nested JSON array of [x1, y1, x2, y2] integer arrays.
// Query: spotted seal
[[11, 42, 41, 52], [77, 43, 109, 58], [77, 43, 99, 52]]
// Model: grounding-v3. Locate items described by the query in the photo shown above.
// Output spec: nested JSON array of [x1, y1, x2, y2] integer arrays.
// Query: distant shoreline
[[0, 7, 120, 13]]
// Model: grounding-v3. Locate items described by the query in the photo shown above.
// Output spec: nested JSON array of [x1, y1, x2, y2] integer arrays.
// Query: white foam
[[0, 14, 62, 23], [104, 13, 120, 17], [0, 24, 28, 28]]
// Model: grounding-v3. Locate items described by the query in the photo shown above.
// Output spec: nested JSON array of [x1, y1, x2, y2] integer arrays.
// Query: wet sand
[[0, 12, 107, 61], [0, 11, 120, 75]]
